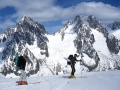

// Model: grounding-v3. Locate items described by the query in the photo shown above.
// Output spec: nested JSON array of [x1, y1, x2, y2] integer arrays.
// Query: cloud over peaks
[[0, 0, 120, 33]]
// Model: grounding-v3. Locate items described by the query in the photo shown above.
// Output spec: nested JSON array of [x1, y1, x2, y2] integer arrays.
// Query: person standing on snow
[[69, 54, 81, 78], [18, 55, 29, 85]]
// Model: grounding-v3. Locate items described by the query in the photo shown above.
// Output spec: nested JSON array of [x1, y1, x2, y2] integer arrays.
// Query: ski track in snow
[[0, 70, 120, 90]]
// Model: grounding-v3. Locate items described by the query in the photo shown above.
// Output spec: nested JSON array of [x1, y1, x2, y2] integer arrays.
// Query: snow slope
[[47, 33, 77, 62], [0, 70, 120, 90], [39, 33, 78, 75], [92, 29, 110, 56]]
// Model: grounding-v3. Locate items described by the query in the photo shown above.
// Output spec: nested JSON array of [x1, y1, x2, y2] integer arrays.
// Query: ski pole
[[25, 74, 28, 85], [80, 61, 82, 77]]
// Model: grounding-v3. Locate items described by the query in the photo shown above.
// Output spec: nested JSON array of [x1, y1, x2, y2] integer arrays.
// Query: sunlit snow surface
[[0, 70, 120, 90]]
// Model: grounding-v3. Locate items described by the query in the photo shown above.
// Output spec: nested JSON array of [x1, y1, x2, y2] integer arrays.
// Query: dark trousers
[[71, 63, 76, 75]]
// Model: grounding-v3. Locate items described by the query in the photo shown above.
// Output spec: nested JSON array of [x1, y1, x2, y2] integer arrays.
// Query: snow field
[[0, 70, 120, 90]]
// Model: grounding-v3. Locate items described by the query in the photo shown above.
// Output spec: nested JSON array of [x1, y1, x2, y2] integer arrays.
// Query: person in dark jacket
[[18, 55, 29, 85], [70, 54, 81, 78]]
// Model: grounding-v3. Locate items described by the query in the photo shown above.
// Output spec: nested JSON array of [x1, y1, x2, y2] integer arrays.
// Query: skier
[[69, 54, 81, 78], [18, 55, 29, 85]]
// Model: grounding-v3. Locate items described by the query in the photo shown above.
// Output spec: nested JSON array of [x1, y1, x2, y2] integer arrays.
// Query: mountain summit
[[0, 16, 49, 76]]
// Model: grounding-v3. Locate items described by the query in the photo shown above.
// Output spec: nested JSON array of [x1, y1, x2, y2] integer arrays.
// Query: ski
[[28, 82, 40, 84], [16, 81, 40, 85], [62, 76, 87, 79]]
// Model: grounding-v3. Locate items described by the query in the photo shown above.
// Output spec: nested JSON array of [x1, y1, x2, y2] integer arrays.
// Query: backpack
[[14, 55, 21, 67], [67, 55, 73, 65]]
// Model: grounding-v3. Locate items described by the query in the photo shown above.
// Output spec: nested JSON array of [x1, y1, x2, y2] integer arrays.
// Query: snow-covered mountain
[[0, 15, 120, 77], [0, 16, 49, 76], [57, 15, 120, 71]]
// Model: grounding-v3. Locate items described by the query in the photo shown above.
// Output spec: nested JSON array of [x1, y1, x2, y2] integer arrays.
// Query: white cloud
[[15, 1, 120, 23], [0, 0, 120, 32], [0, 0, 120, 23], [0, 19, 15, 31], [72, 2, 120, 23]]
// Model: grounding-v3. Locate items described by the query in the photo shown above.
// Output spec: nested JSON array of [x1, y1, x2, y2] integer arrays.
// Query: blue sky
[[0, 0, 120, 34]]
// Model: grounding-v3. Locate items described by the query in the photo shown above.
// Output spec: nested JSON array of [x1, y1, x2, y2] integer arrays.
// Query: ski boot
[[69, 74, 76, 78]]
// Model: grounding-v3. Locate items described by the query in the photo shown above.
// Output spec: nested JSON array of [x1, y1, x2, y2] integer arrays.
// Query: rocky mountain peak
[[108, 21, 120, 30], [74, 15, 81, 21], [0, 15, 49, 76], [87, 15, 99, 29], [17, 15, 47, 35], [87, 15, 108, 38], [20, 15, 32, 23]]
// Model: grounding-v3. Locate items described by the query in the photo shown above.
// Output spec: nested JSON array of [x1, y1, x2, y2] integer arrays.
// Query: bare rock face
[[108, 21, 120, 30], [106, 34, 119, 54]]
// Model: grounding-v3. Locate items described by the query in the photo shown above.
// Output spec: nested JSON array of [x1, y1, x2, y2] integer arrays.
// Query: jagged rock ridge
[[108, 21, 120, 30]]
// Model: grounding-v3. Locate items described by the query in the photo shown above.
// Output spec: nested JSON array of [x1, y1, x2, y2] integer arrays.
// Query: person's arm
[[74, 57, 80, 62]]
